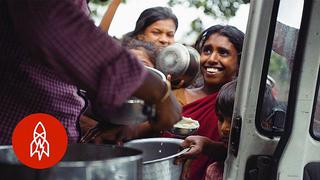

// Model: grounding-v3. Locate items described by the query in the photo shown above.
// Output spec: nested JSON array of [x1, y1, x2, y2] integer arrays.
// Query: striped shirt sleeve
[[7, 0, 146, 111]]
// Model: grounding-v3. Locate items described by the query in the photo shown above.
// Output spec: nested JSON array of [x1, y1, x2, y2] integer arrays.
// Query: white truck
[[224, 0, 320, 179]]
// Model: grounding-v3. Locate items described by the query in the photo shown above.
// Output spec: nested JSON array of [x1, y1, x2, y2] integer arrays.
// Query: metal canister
[[156, 43, 200, 88]]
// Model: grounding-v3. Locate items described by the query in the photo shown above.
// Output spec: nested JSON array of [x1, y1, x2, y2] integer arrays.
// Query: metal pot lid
[[186, 46, 200, 64], [156, 43, 190, 79]]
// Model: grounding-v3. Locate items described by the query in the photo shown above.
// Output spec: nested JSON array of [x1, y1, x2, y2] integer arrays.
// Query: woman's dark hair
[[123, 39, 159, 65], [129, 6, 178, 38], [195, 25, 245, 64]]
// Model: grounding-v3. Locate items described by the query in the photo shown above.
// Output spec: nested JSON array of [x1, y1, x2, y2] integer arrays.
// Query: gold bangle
[[160, 80, 171, 103]]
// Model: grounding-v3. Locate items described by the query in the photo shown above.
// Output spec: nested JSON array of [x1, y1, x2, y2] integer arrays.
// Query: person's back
[[0, 0, 87, 144], [0, 0, 180, 145]]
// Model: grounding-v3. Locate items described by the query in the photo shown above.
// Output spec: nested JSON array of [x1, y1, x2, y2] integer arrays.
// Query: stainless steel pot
[[124, 138, 188, 180], [156, 43, 200, 88], [0, 144, 142, 180], [107, 67, 165, 125]]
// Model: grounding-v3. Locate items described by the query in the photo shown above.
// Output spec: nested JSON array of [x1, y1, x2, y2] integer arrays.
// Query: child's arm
[[180, 135, 227, 161]]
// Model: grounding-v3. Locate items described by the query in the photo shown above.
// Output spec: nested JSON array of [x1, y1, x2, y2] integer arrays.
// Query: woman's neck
[[201, 84, 221, 95], [184, 84, 221, 104]]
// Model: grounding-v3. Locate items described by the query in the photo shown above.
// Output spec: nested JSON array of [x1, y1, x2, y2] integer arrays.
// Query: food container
[[0, 144, 142, 180], [170, 117, 200, 137], [124, 138, 189, 180], [156, 43, 200, 88], [107, 67, 166, 125]]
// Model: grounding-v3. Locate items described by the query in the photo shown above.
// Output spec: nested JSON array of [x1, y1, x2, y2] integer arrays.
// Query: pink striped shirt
[[0, 0, 146, 144]]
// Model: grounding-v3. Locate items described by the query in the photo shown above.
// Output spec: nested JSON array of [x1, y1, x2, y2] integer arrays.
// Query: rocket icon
[[30, 121, 50, 160]]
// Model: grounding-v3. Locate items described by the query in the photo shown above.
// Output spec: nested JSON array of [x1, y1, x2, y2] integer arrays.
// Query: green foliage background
[[89, 0, 249, 35], [89, 0, 290, 102]]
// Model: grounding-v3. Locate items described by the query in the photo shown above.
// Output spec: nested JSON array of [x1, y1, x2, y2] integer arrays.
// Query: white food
[[174, 117, 199, 129]]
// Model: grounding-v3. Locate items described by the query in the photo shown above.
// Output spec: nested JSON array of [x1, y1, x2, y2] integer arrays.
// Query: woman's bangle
[[159, 80, 171, 103]]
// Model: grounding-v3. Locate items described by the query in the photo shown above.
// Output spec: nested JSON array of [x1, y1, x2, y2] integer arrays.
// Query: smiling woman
[[169, 25, 244, 180]]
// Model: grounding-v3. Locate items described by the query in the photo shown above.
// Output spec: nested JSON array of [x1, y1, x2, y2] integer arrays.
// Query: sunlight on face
[[200, 33, 239, 87], [137, 19, 176, 48]]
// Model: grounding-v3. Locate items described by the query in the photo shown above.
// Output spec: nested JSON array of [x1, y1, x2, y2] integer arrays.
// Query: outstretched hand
[[179, 135, 211, 159]]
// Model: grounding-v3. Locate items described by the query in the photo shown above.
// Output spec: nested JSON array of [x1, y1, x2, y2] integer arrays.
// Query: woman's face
[[137, 19, 176, 48], [200, 33, 239, 87]]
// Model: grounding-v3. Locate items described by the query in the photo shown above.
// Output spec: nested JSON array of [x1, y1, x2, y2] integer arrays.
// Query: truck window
[[258, 0, 302, 135], [312, 80, 320, 139]]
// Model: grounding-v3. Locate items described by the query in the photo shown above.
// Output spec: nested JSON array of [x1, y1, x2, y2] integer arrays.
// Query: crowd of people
[[1, 0, 284, 179]]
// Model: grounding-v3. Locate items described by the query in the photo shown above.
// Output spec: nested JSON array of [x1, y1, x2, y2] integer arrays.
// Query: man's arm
[[7, 0, 145, 106], [7, 0, 181, 130]]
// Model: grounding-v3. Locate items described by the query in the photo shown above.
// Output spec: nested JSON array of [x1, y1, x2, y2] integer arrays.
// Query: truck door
[[272, 0, 320, 179], [221, 0, 320, 179]]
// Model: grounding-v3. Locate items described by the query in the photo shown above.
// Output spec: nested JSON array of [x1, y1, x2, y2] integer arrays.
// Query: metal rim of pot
[[125, 138, 190, 164], [0, 144, 143, 168], [145, 66, 166, 81]]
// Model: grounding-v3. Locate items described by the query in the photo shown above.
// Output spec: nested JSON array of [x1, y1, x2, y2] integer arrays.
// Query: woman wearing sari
[[172, 25, 245, 180], [85, 25, 244, 180]]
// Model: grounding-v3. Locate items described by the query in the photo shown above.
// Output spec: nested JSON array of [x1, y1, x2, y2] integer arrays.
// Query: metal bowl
[[170, 117, 200, 137], [156, 43, 200, 88], [170, 126, 199, 137]]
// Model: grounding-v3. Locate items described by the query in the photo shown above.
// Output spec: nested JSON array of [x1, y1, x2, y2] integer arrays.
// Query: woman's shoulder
[[173, 87, 207, 106], [173, 88, 187, 106]]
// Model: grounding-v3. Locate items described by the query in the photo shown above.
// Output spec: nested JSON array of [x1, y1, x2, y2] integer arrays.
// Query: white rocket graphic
[[30, 121, 50, 160]]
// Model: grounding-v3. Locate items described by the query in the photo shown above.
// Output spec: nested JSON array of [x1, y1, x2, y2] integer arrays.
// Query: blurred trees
[[89, 0, 292, 101], [269, 52, 290, 101], [89, 0, 249, 35]]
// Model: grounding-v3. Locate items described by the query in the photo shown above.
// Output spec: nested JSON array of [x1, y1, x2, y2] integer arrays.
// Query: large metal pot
[[124, 138, 188, 180], [156, 43, 200, 88], [0, 144, 142, 180]]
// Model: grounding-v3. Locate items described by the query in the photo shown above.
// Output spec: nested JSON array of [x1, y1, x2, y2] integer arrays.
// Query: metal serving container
[[125, 138, 189, 180], [156, 43, 200, 88], [0, 144, 143, 180], [107, 67, 166, 125]]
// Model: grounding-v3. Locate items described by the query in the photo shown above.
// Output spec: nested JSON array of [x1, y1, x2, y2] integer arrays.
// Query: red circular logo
[[12, 113, 68, 169]]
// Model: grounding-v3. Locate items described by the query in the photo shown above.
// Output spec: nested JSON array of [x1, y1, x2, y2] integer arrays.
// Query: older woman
[[122, 6, 178, 49]]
